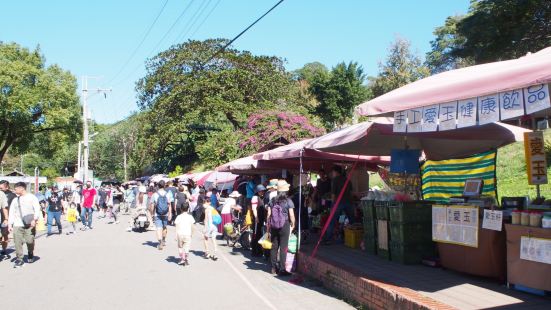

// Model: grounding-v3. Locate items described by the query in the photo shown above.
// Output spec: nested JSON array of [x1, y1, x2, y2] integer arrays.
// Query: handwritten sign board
[[432, 205, 479, 247], [524, 131, 548, 185], [392, 83, 551, 133], [520, 236, 551, 265], [482, 209, 503, 231]]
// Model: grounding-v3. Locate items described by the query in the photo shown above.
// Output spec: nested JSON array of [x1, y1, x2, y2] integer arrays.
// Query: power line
[[175, 0, 213, 43], [203, 0, 285, 66], [187, 0, 222, 40], [112, 0, 197, 88], [107, 0, 170, 86]]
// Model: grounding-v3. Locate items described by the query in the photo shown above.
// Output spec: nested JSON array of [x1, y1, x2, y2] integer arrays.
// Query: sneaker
[[58, 230, 62, 235], [210, 255, 218, 261], [184, 259, 190, 266], [126, 227, 132, 232], [13, 260, 24, 268], [80, 226, 88, 231], [27, 255, 34, 264], [271, 267, 278, 275], [115, 221, 120, 224], [178, 259, 185, 265], [157, 243, 163, 251], [88, 226, 93, 230], [278, 270, 292, 276]]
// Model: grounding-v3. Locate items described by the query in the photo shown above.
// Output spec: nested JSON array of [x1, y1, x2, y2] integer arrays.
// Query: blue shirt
[[246, 181, 255, 199], [210, 194, 219, 208]]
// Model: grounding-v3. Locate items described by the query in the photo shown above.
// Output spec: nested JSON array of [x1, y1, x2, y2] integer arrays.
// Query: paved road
[[0, 212, 353, 310]]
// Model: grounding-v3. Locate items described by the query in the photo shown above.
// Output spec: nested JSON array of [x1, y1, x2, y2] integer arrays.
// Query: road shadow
[[165, 256, 180, 265], [190, 250, 208, 258], [142, 241, 159, 248]]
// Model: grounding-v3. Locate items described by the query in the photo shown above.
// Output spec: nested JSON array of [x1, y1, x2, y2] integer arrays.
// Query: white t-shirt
[[8, 193, 41, 227], [175, 213, 195, 236], [221, 197, 237, 214]]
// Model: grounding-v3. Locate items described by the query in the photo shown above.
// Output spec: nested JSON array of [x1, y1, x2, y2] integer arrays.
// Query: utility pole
[[81, 76, 111, 184], [122, 139, 128, 182]]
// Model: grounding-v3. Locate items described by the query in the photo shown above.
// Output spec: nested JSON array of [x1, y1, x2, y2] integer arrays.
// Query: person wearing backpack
[[202, 201, 219, 261], [266, 180, 296, 276], [150, 180, 173, 250]]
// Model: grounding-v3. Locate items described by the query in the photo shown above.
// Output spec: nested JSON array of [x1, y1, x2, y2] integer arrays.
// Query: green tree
[[425, 16, 474, 73], [305, 62, 370, 130], [369, 37, 430, 98], [136, 39, 307, 171], [427, 0, 551, 70], [0, 42, 81, 163]]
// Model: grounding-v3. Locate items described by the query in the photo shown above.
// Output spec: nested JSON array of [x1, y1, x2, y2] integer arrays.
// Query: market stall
[[307, 118, 528, 269], [353, 46, 551, 291]]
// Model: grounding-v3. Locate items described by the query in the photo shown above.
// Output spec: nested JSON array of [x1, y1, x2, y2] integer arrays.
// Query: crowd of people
[[0, 166, 350, 275]]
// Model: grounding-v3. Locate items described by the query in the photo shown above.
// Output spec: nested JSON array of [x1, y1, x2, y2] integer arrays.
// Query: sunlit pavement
[[0, 213, 352, 310]]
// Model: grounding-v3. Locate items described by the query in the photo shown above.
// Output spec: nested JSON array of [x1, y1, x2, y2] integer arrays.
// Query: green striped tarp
[[421, 151, 497, 203]]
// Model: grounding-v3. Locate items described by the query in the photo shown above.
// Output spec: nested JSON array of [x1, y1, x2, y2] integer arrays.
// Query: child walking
[[66, 203, 79, 234], [203, 201, 219, 261], [174, 205, 195, 266]]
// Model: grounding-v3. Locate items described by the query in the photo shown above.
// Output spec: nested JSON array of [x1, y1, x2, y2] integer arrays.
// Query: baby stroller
[[133, 209, 150, 232], [224, 210, 252, 250]]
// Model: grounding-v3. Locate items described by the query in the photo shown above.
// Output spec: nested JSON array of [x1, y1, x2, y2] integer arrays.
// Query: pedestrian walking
[[0, 180, 16, 258], [251, 185, 267, 257], [266, 180, 296, 276], [8, 182, 41, 268], [66, 203, 79, 234], [174, 185, 190, 217], [150, 180, 172, 250], [80, 181, 97, 230], [220, 191, 241, 234], [174, 205, 195, 266], [98, 185, 108, 218], [202, 201, 219, 261], [109, 185, 121, 224], [46, 186, 63, 236]]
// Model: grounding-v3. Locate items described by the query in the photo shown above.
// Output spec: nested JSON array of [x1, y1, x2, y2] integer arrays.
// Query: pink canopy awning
[[357, 46, 551, 116], [252, 139, 390, 166], [307, 118, 530, 160]]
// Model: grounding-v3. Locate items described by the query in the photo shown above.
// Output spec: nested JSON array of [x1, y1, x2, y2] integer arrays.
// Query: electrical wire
[[203, 0, 285, 66], [188, 0, 222, 39], [112, 0, 197, 88], [175, 0, 213, 43], [107, 0, 170, 86]]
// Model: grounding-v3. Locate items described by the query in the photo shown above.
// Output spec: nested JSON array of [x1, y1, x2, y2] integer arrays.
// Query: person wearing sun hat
[[219, 191, 242, 234], [265, 179, 279, 203], [266, 179, 296, 276]]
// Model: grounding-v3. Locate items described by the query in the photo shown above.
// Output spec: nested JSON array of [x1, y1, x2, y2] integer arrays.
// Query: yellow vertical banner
[[524, 131, 548, 185]]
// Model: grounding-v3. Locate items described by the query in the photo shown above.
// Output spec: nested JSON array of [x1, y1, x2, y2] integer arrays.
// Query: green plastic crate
[[375, 201, 389, 220], [389, 241, 436, 265], [389, 222, 432, 244], [363, 219, 377, 236], [388, 202, 433, 223], [361, 200, 376, 222], [363, 233, 377, 255]]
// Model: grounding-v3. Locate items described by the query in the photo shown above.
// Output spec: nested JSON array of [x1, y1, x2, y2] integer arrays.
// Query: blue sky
[[1, 0, 469, 124]]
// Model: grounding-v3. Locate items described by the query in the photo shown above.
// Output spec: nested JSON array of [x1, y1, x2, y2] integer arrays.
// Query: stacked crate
[[361, 200, 377, 254], [388, 201, 435, 264], [375, 201, 390, 259]]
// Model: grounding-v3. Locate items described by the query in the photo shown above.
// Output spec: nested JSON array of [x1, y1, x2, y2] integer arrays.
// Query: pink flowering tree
[[240, 111, 325, 152]]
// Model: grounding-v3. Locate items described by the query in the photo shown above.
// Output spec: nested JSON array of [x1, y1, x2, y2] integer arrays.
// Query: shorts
[[177, 235, 192, 252], [203, 225, 218, 239], [155, 215, 168, 229], [1, 226, 8, 237]]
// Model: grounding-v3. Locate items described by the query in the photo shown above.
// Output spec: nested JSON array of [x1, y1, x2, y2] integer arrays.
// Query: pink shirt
[[82, 188, 97, 208]]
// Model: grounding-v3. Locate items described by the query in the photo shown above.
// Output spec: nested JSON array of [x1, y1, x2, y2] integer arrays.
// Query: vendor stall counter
[[505, 223, 551, 291]]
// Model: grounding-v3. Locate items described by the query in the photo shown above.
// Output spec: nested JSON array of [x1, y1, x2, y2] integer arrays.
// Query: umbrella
[[307, 118, 530, 160], [356, 46, 551, 116]]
